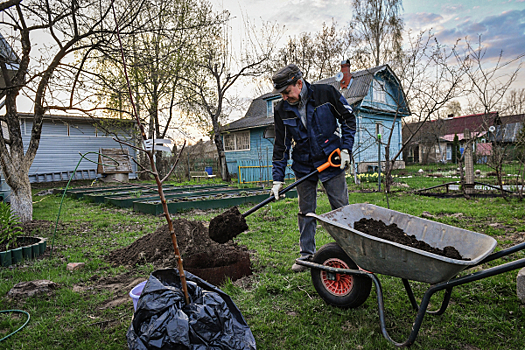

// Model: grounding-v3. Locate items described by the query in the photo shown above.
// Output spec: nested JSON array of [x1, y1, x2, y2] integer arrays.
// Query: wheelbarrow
[[295, 203, 525, 347]]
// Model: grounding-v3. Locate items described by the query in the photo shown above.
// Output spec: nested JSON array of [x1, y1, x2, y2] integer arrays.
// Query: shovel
[[209, 148, 343, 243]]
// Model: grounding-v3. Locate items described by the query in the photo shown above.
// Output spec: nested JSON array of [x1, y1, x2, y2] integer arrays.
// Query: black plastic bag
[[127, 268, 256, 350]]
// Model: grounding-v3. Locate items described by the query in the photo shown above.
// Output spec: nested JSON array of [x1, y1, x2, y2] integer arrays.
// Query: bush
[[0, 202, 23, 250]]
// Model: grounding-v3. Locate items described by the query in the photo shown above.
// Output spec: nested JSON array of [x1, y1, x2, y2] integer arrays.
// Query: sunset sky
[[215, 0, 525, 61]]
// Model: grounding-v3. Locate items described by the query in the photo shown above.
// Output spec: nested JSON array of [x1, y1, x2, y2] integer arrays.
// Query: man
[[271, 63, 356, 272]]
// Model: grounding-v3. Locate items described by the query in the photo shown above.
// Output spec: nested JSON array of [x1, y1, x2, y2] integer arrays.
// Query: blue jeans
[[296, 171, 349, 258]]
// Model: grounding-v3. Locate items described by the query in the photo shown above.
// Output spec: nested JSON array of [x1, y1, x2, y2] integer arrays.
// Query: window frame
[[373, 80, 387, 104], [224, 131, 250, 152], [267, 98, 281, 118]]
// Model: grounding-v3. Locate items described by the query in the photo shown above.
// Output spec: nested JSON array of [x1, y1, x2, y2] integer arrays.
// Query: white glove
[[340, 149, 351, 169], [271, 181, 285, 200]]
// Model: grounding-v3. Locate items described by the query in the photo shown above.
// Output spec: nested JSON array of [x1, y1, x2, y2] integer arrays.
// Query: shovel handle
[[242, 148, 342, 218], [242, 169, 319, 217]]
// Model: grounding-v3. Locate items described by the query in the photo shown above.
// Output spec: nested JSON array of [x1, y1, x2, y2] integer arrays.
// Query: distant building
[[402, 112, 525, 164], [1, 114, 138, 193]]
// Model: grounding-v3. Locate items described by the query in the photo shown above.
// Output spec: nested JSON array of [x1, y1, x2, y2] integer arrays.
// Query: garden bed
[[133, 189, 297, 215], [105, 186, 250, 208]]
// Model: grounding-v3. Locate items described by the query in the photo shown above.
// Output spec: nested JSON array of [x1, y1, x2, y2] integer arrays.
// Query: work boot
[[291, 263, 308, 273], [292, 255, 312, 272]]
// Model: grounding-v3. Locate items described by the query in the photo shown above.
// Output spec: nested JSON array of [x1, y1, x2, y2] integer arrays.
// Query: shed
[[19, 113, 138, 183]]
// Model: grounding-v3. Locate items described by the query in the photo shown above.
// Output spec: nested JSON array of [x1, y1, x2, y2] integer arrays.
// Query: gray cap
[[272, 64, 303, 93]]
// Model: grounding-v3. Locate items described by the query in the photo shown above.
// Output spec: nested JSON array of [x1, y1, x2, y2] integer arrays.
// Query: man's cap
[[272, 64, 303, 93]]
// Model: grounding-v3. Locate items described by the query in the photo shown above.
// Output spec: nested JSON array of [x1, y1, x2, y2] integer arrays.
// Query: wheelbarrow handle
[[242, 149, 342, 218]]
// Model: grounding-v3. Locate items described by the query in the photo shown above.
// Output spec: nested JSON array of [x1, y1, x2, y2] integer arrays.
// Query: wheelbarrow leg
[[402, 279, 453, 315], [369, 274, 449, 347]]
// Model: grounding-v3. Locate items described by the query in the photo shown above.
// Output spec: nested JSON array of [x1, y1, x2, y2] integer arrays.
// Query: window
[[373, 80, 386, 104], [267, 99, 280, 117], [224, 134, 236, 151], [224, 131, 250, 151]]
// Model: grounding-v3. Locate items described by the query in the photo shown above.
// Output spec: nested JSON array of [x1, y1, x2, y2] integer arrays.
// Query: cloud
[[434, 9, 525, 60], [404, 12, 445, 31], [441, 4, 465, 14], [267, 0, 354, 35]]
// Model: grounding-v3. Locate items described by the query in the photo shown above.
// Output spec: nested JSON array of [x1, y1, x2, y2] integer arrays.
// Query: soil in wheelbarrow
[[106, 218, 252, 285], [354, 218, 470, 260]]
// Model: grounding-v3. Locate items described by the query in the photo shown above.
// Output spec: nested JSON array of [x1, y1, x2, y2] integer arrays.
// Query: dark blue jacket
[[272, 81, 356, 182]]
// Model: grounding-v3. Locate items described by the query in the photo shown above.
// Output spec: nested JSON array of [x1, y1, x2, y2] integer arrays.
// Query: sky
[[7, 0, 525, 142], [215, 0, 525, 62], [198, 0, 524, 140]]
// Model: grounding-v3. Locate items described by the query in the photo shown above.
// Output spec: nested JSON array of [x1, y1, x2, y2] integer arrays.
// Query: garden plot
[[105, 186, 245, 208], [65, 183, 289, 215], [133, 188, 298, 215]]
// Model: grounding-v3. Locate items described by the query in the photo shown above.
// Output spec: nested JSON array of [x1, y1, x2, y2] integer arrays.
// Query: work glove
[[340, 149, 351, 169], [271, 181, 285, 200]]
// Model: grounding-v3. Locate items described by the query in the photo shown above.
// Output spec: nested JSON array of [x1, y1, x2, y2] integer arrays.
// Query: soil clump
[[106, 218, 251, 284], [354, 218, 470, 260], [209, 206, 249, 244]]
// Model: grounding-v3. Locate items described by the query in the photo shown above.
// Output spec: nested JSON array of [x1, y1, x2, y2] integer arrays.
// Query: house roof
[[18, 113, 135, 124], [441, 112, 500, 136], [441, 131, 486, 142], [185, 139, 218, 158], [476, 142, 492, 156], [403, 112, 525, 144], [0, 32, 20, 71], [315, 65, 388, 106], [221, 92, 277, 133], [221, 65, 399, 133], [492, 122, 524, 143]]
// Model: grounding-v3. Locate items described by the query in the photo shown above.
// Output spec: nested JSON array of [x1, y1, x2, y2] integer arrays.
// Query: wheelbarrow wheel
[[311, 242, 372, 309]]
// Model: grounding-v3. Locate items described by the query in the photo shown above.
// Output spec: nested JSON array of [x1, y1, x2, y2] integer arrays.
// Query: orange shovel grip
[[316, 148, 341, 172]]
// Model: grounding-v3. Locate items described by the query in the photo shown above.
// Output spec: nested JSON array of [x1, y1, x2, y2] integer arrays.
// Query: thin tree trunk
[[213, 133, 230, 182]]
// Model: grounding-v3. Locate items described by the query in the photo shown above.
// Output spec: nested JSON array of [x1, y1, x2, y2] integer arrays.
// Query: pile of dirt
[[354, 218, 470, 260], [106, 218, 252, 284]]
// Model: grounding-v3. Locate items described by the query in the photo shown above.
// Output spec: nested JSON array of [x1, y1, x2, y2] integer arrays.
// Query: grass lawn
[[1, 176, 524, 349]]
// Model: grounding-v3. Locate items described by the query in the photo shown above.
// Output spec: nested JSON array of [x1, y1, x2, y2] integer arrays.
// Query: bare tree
[[381, 30, 466, 192], [273, 32, 316, 80], [271, 20, 351, 83], [183, 18, 282, 182], [442, 100, 462, 118], [501, 88, 525, 116], [456, 36, 523, 195], [0, 0, 149, 221], [459, 36, 522, 116], [349, 0, 403, 68], [311, 20, 349, 81], [92, 0, 221, 178]]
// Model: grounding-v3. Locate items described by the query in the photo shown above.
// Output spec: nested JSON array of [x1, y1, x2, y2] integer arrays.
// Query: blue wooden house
[[221, 64, 410, 183], [1, 114, 138, 201]]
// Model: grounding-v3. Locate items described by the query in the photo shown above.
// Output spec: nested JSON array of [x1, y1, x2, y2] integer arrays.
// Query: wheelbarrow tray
[[307, 203, 497, 284]]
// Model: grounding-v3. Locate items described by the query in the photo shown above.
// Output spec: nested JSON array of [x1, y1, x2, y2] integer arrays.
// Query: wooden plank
[[97, 148, 132, 174]]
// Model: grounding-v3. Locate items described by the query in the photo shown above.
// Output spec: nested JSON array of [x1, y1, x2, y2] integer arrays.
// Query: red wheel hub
[[321, 258, 353, 297]]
